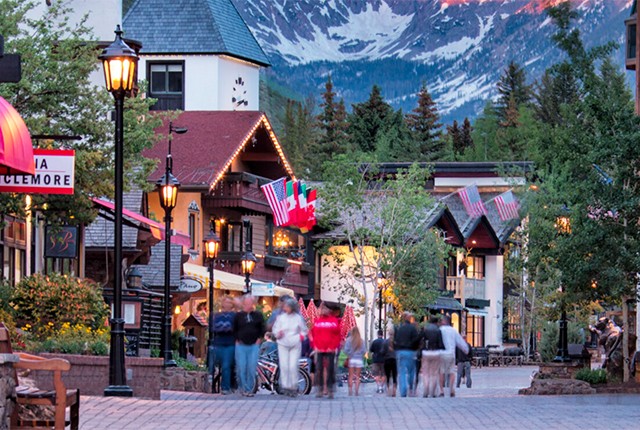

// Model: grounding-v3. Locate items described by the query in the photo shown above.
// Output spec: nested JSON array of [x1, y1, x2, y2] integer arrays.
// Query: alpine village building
[[8, 0, 534, 358]]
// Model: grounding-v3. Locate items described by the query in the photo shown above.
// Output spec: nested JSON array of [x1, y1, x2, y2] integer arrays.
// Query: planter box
[[29, 354, 164, 399]]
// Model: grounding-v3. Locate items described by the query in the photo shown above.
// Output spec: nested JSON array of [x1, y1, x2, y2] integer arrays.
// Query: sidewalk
[[79, 366, 640, 430]]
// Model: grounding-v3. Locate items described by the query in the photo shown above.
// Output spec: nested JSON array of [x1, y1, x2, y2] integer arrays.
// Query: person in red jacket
[[309, 302, 341, 399]]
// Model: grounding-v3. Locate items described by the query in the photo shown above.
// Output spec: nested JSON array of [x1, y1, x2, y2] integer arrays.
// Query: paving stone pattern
[[79, 366, 640, 430]]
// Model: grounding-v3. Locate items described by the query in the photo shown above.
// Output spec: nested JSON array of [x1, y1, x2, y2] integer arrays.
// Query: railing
[[446, 276, 485, 300]]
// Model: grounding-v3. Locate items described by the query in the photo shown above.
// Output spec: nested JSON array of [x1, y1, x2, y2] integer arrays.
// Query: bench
[[0, 323, 79, 430]]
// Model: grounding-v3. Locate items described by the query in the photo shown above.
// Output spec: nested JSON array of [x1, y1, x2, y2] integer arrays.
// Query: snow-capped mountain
[[232, 0, 633, 121]]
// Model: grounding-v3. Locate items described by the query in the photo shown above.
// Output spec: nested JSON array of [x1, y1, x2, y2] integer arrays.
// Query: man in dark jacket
[[233, 295, 265, 397], [456, 340, 472, 388], [393, 312, 420, 397], [369, 330, 386, 394], [421, 316, 444, 397]]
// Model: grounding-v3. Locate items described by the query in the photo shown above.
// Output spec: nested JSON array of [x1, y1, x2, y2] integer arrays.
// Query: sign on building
[[251, 282, 275, 297], [44, 226, 78, 258], [0, 149, 75, 194], [178, 277, 203, 294]]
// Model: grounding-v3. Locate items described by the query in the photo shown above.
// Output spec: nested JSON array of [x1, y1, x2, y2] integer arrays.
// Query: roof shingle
[[123, 0, 270, 66]]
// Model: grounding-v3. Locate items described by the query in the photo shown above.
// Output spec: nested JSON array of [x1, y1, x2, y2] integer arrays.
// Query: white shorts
[[349, 358, 364, 368], [439, 353, 455, 375]]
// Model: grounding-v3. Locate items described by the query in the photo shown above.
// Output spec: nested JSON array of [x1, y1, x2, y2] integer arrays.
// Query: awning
[[425, 296, 464, 312], [92, 197, 190, 247], [0, 96, 35, 175], [183, 262, 294, 297]]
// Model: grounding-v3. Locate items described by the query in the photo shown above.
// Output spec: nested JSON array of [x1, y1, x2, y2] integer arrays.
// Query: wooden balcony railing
[[446, 276, 485, 300]]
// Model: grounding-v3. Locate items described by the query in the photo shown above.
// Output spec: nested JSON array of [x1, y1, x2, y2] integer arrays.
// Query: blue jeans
[[396, 350, 416, 397], [235, 343, 259, 393], [210, 345, 235, 392]]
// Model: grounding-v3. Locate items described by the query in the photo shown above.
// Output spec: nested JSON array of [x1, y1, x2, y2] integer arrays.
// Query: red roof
[[145, 111, 293, 187]]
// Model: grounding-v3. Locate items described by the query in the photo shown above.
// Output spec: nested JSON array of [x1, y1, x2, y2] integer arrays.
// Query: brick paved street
[[79, 366, 640, 430]]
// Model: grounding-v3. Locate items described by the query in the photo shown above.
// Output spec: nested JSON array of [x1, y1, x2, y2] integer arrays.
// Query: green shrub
[[575, 368, 607, 385], [538, 321, 585, 362], [11, 274, 109, 337], [175, 356, 206, 372], [27, 322, 110, 356]]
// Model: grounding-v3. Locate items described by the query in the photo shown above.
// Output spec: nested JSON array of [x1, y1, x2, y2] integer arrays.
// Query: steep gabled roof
[[123, 0, 270, 66], [144, 111, 294, 188]]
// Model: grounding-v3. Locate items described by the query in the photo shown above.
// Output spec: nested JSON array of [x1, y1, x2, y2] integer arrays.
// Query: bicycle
[[250, 351, 312, 395]]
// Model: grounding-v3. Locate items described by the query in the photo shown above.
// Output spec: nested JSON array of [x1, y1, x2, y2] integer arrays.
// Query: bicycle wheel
[[299, 369, 312, 395], [251, 375, 259, 394]]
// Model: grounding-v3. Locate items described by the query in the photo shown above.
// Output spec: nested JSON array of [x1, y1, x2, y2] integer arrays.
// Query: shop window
[[266, 226, 306, 261], [1, 217, 27, 285], [466, 314, 485, 347]]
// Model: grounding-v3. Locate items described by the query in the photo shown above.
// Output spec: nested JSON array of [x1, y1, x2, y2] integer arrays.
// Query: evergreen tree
[[313, 75, 348, 178], [281, 98, 315, 176], [375, 110, 416, 161], [447, 120, 462, 156], [496, 61, 532, 123], [533, 65, 580, 126], [405, 83, 444, 161], [461, 117, 474, 152], [348, 85, 393, 153]]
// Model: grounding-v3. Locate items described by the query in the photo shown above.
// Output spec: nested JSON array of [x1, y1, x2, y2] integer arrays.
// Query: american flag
[[261, 178, 290, 226], [494, 190, 520, 221], [458, 184, 487, 218]]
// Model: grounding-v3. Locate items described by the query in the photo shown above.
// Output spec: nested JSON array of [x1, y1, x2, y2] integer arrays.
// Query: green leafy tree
[[319, 159, 449, 344], [405, 83, 444, 161], [526, 3, 640, 379], [0, 0, 165, 225]]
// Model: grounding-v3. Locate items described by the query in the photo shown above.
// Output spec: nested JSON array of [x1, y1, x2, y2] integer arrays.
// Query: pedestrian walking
[[344, 326, 366, 396], [309, 302, 341, 399], [421, 316, 444, 398], [456, 339, 472, 389], [209, 296, 236, 395], [369, 329, 386, 394], [233, 295, 265, 397], [394, 312, 421, 397], [273, 297, 308, 397], [439, 315, 469, 397], [382, 329, 397, 397]]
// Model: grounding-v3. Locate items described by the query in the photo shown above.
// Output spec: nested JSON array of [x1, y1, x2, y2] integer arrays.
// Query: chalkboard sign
[[45, 226, 78, 258]]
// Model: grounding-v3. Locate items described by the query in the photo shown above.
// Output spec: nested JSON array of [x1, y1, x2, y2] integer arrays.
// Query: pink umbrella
[[340, 305, 356, 341], [0, 96, 35, 175], [298, 297, 308, 321], [306, 300, 318, 326]]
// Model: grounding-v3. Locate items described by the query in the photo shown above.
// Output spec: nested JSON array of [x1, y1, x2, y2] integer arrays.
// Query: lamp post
[[203, 226, 221, 353], [156, 122, 186, 367], [553, 212, 571, 362], [126, 267, 143, 289], [241, 251, 257, 294], [99, 25, 138, 397], [377, 272, 386, 332], [241, 219, 256, 294]]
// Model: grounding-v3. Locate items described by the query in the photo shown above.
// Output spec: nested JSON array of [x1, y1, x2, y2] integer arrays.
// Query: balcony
[[446, 276, 486, 301], [205, 172, 271, 213]]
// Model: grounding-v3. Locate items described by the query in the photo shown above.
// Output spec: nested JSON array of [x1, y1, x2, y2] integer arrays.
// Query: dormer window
[[148, 61, 184, 110]]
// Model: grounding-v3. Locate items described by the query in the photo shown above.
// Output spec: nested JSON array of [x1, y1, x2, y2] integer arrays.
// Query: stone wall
[[161, 367, 208, 392], [0, 354, 18, 430], [537, 361, 587, 380], [28, 354, 164, 399]]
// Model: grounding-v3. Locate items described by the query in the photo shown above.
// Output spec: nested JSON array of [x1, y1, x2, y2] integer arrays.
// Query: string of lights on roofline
[[208, 115, 295, 192]]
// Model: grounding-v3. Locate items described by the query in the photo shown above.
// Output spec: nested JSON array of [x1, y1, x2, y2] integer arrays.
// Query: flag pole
[[483, 188, 514, 205], [438, 183, 477, 202]]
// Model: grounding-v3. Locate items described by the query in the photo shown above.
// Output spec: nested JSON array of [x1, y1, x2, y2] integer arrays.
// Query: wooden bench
[[0, 323, 79, 430]]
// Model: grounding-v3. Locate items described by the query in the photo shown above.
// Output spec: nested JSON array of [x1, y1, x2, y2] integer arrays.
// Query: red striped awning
[[92, 197, 190, 247], [0, 96, 35, 175]]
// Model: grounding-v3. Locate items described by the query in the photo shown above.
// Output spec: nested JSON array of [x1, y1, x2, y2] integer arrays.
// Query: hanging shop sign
[[178, 277, 203, 294], [0, 149, 75, 194], [251, 282, 275, 297], [44, 225, 78, 258]]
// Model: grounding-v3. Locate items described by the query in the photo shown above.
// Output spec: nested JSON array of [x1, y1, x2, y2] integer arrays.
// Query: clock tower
[[124, 0, 269, 112]]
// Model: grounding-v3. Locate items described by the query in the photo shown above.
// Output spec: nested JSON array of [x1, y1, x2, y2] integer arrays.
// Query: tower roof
[[123, 0, 270, 66]]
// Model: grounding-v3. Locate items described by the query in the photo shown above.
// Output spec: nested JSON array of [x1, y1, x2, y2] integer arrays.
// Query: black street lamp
[[156, 122, 186, 367], [553, 212, 571, 362], [241, 219, 256, 294], [377, 272, 386, 333], [100, 25, 138, 398], [241, 251, 257, 294], [203, 226, 221, 353]]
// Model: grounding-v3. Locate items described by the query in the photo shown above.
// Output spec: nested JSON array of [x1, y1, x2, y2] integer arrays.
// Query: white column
[[485, 255, 504, 347]]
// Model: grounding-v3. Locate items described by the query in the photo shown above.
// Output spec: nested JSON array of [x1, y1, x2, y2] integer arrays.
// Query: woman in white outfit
[[273, 297, 308, 396]]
